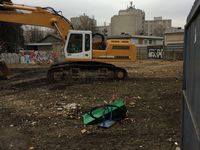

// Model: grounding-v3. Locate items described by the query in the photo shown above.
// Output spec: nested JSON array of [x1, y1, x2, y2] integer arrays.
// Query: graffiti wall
[[0, 50, 64, 64], [148, 46, 163, 59]]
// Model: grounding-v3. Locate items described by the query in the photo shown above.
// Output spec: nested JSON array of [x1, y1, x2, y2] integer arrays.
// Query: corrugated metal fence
[[182, 0, 200, 149]]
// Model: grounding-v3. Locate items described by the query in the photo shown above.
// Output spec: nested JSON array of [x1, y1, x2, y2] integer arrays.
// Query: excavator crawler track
[[47, 61, 127, 83]]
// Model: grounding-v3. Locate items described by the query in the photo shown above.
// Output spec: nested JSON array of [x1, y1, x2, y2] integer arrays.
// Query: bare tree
[[71, 14, 97, 33], [23, 26, 54, 43], [0, 0, 24, 52], [153, 24, 166, 37]]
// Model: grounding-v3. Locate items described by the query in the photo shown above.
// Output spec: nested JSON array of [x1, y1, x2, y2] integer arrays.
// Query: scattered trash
[[55, 102, 82, 118], [82, 98, 127, 128]]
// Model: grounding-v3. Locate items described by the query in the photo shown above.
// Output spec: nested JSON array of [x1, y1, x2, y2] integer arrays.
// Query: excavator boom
[[0, 2, 73, 41]]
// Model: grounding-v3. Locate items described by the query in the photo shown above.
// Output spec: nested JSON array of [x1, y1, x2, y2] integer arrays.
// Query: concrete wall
[[164, 32, 184, 46], [136, 46, 148, 59], [163, 32, 184, 60], [0, 50, 64, 64]]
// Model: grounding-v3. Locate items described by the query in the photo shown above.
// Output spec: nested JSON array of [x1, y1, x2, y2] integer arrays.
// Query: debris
[[129, 102, 136, 107], [99, 120, 116, 128], [57, 107, 63, 111], [33, 111, 38, 115], [28, 147, 35, 150], [167, 138, 172, 142], [81, 129, 87, 134], [112, 95, 116, 100], [174, 142, 178, 146], [9, 124, 14, 127], [83, 98, 127, 128], [55, 102, 82, 118], [31, 121, 37, 126], [63, 103, 80, 110], [175, 147, 180, 150]]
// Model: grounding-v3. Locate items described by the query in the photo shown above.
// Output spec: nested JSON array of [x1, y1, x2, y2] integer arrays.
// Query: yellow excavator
[[0, 2, 136, 81]]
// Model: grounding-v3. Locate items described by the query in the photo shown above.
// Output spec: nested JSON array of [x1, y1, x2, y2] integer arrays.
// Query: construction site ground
[[0, 60, 182, 150]]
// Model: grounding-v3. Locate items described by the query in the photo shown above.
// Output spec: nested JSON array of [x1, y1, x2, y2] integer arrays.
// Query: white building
[[110, 2, 145, 36]]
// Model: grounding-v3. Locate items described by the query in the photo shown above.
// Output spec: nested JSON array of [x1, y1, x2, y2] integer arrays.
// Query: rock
[[174, 142, 178, 146], [167, 137, 172, 142], [175, 147, 180, 150], [9, 124, 14, 127], [29, 147, 35, 150], [81, 129, 87, 134], [33, 111, 38, 115], [57, 107, 63, 111], [129, 102, 135, 107], [31, 121, 37, 126]]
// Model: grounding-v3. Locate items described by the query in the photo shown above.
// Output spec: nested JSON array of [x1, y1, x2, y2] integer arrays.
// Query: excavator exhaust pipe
[[0, 61, 10, 79]]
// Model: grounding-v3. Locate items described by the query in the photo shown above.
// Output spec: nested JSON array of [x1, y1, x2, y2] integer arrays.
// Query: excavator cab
[[64, 30, 92, 60]]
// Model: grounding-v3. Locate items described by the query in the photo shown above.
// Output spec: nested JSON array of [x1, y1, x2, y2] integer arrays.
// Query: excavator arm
[[0, 2, 73, 42]]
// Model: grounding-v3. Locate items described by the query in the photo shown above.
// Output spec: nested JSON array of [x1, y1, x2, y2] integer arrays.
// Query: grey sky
[[13, 0, 195, 27]]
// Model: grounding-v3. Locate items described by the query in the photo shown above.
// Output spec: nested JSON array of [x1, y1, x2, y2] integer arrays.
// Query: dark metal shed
[[182, 0, 200, 149]]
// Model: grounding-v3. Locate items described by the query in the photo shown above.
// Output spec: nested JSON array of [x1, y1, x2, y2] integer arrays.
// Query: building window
[[144, 39, 148, 45]]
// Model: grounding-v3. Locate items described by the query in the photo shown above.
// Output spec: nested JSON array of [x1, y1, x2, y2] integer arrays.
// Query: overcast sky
[[13, 0, 195, 28]]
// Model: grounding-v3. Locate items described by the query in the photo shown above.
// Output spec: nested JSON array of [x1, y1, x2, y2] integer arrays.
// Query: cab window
[[85, 34, 90, 51], [67, 34, 82, 53]]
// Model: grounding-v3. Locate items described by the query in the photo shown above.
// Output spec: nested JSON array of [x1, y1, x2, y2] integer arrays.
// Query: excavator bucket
[[0, 60, 9, 79]]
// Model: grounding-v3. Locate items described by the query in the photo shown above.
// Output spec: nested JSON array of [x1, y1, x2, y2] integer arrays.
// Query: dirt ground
[[0, 60, 182, 150]]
